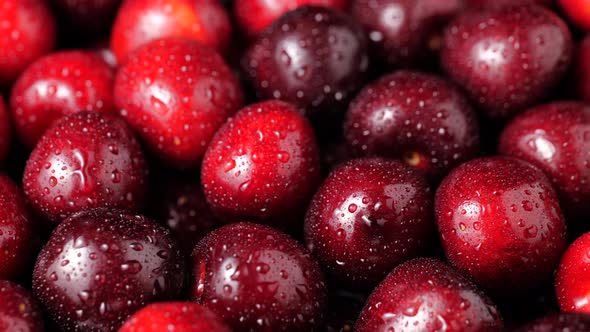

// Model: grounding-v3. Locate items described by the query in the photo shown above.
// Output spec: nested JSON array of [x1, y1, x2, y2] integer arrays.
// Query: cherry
[[233, 0, 349, 38], [555, 231, 590, 313], [0, 0, 56, 87], [0, 280, 44, 332], [344, 71, 480, 181], [351, 0, 463, 69], [559, 0, 590, 31], [52, 0, 122, 36], [466, 0, 554, 8], [33, 208, 185, 331], [440, 5, 572, 119], [0, 96, 12, 162], [435, 157, 568, 294], [355, 258, 503, 332], [498, 102, 590, 225], [23, 112, 149, 225], [201, 100, 321, 227], [191, 222, 327, 331], [10, 50, 115, 147], [114, 38, 243, 168], [111, 0, 231, 62], [304, 157, 434, 287], [119, 302, 231, 332], [516, 313, 590, 331], [576, 35, 590, 103], [241, 6, 369, 115]]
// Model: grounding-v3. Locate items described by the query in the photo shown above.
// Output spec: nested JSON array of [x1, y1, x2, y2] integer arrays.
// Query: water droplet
[[277, 151, 290, 163], [111, 169, 121, 183], [49, 176, 58, 187], [348, 204, 357, 213], [129, 243, 143, 251], [522, 200, 533, 211], [120, 260, 142, 274]]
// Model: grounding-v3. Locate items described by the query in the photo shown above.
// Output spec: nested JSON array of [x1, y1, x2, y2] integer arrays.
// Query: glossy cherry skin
[[191, 222, 327, 332], [52, 0, 122, 35], [241, 6, 369, 115], [555, 232, 590, 313], [10, 51, 115, 147], [114, 38, 243, 168], [351, 0, 463, 69], [33, 209, 185, 332], [201, 100, 321, 227], [516, 313, 590, 331], [435, 157, 568, 294], [111, 0, 231, 62], [233, 0, 349, 38], [440, 5, 572, 119], [355, 258, 503, 332], [23, 112, 149, 225], [344, 71, 480, 181], [119, 302, 231, 332], [576, 36, 590, 103], [498, 102, 590, 224], [304, 157, 434, 287], [0, 280, 45, 332], [559, 0, 590, 31], [0, 0, 56, 87], [0, 96, 12, 162]]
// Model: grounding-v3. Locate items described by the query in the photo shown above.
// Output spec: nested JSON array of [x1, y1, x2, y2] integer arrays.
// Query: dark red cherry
[[0, 96, 12, 162], [191, 222, 327, 332], [23, 112, 149, 224], [556, 232, 590, 313], [344, 71, 480, 181], [515, 313, 590, 332], [355, 258, 503, 332], [0, 280, 44, 332], [304, 157, 434, 287], [33, 208, 185, 332], [241, 6, 369, 115], [498, 101, 590, 225], [441, 5, 572, 119], [435, 157, 568, 293], [576, 36, 590, 103]]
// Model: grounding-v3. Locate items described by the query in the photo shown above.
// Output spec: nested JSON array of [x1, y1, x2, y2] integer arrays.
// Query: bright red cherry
[[33, 209, 185, 332], [23, 112, 149, 224], [114, 38, 243, 168], [10, 51, 115, 147], [355, 258, 503, 332], [344, 71, 480, 181], [0, 280, 45, 332], [233, 0, 349, 38], [556, 232, 590, 313], [52, 0, 122, 36], [111, 0, 231, 62], [498, 102, 590, 224], [201, 100, 321, 227], [119, 302, 231, 332], [0, 0, 56, 87], [516, 313, 590, 331], [559, 0, 590, 31], [191, 222, 327, 332], [0, 96, 12, 162], [441, 5, 572, 119], [435, 157, 568, 293], [304, 157, 434, 287]]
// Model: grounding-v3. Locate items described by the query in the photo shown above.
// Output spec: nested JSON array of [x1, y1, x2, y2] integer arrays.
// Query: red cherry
[[23, 112, 149, 224], [233, 0, 349, 38], [355, 258, 503, 332], [576, 36, 590, 103], [201, 100, 320, 227], [498, 102, 590, 224], [344, 71, 480, 181], [33, 208, 185, 331], [0, 0, 56, 87], [114, 38, 243, 168], [191, 222, 327, 332], [52, 0, 122, 35], [556, 232, 590, 313], [119, 302, 231, 332], [0, 96, 12, 162], [10, 51, 115, 147], [111, 0, 231, 62], [304, 157, 434, 287], [441, 5, 572, 119], [0, 280, 44, 332], [516, 313, 590, 331], [435, 157, 568, 293], [559, 0, 590, 31]]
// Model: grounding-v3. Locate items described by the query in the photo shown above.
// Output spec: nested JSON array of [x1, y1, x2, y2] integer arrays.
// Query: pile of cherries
[[2, 0, 590, 331]]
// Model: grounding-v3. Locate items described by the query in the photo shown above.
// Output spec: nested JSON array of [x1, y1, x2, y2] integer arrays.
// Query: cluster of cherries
[[1, 0, 590, 331]]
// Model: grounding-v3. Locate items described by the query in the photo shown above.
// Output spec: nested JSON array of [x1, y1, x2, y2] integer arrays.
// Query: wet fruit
[[556, 232, 590, 313], [0, 280, 45, 332]]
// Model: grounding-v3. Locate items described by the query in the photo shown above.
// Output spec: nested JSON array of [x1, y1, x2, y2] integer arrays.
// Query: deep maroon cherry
[[10, 50, 115, 147], [304, 157, 434, 286], [191, 222, 327, 332], [555, 232, 590, 313], [441, 5, 572, 119], [516, 313, 590, 332], [0, 280, 45, 332], [344, 71, 480, 181], [0, 96, 11, 162], [23, 111, 149, 224], [435, 157, 568, 293], [351, 0, 463, 68], [498, 101, 590, 224], [241, 6, 369, 114], [33, 208, 185, 332], [201, 100, 321, 227], [355, 258, 503, 332], [576, 36, 590, 103]]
